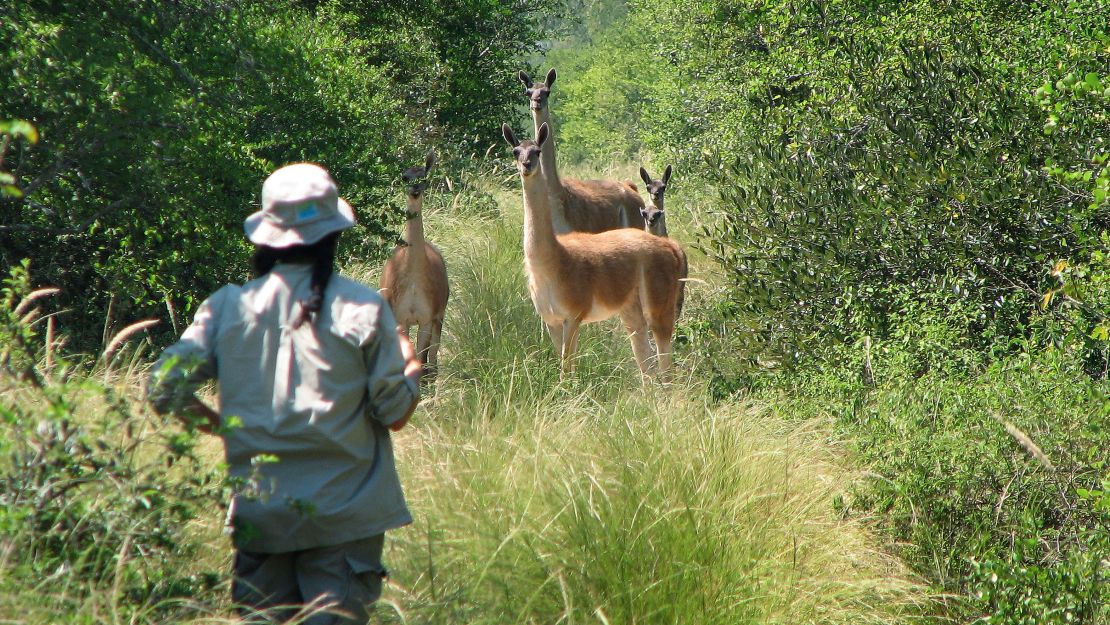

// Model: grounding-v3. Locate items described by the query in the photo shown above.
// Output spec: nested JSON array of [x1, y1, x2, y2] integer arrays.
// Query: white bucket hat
[[244, 163, 356, 248]]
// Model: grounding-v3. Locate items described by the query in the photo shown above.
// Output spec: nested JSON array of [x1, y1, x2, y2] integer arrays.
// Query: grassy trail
[[339, 164, 933, 623], [0, 162, 934, 624]]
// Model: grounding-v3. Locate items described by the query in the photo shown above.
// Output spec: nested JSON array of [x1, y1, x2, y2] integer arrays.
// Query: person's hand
[[175, 396, 220, 435], [389, 326, 422, 433], [397, 326, 422, 382]]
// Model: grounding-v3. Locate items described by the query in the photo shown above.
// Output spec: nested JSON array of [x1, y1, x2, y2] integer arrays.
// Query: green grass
[[384, 389, 927, 624]]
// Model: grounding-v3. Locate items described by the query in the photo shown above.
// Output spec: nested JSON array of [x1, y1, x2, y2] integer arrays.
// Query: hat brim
[[244, 198, 355, 248]]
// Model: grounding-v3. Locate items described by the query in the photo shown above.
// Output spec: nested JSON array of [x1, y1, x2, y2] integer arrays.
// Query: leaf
[[0, 120, 39, 144], [1090, 324, 1109, 342]]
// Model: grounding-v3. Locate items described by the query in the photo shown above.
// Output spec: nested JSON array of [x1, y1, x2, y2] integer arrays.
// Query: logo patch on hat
[[297, 203, 319, 221]]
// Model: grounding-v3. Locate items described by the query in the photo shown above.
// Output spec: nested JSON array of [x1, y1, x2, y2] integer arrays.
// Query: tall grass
[[360, 170, 929, 623], [386, 390, 927, 624]]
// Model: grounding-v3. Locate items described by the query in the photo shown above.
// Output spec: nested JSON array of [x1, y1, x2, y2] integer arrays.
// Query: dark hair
[[251, 232, 340, 328]]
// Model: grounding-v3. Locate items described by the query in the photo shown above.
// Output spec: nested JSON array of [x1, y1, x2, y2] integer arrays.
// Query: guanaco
[[639, 165, 672, 237], [379, 152, 449, 375], [504, 122, 686, 381], [518, 69, 646, 234]]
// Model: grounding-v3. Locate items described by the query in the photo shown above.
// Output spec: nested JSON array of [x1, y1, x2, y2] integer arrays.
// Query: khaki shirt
[[149, 263, 417, 552]]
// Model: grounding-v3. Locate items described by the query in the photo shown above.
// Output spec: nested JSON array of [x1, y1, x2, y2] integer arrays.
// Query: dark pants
[[232, 534, 387, 625]]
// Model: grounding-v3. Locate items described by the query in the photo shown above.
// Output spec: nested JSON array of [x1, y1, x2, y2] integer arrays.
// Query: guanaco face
[[504, 123, 548, 178], [639, 165, 672, 235], [402, 151, 436, 202], [518, 68, 556, 113]]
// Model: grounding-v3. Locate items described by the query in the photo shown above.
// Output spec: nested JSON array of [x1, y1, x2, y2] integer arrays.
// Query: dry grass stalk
[[19, 307, 41, 326], [102, 293, 116, 348], [164, 292, 180, 335], [13, 287, 60, 317], [45, 316, 55, 372], [999, 417, 1055, 471], [102, 319, 159, 363]]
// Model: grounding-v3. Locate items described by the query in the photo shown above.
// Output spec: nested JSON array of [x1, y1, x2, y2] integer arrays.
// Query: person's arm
[[364, 304, 422, 431], [148, 288, 226, 434], [386, 327, 423, 432]]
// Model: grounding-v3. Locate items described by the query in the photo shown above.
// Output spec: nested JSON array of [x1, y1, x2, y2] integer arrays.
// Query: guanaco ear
[[424, 151, 436, 173], [536, 122, 550, 147], [502, 123, 519, 147], [545, 68, 557, 87], [639, 166, 652, 186], [518, 70, 532, 88], [662, 165, 672, 186]]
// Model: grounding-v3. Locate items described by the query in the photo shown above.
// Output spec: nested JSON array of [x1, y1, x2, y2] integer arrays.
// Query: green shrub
[[0, 263, 227, 623], [767, 342, 1110, 623]]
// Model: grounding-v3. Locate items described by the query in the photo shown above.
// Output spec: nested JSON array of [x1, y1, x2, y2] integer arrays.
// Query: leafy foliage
[[0, 264, 227, 623], [0, 0, 565, 351], [771, 336, 1110, 623], [693, 2, 1108, 367], [316, 0, 569, 153], [2, 1, 402, 347], [0, 120, 38, 198]]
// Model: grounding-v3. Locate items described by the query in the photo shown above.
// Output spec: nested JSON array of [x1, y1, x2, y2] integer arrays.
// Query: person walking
[[148, 162, 422, 624]]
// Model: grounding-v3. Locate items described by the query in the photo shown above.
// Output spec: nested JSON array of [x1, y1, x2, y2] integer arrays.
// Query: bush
[[768, 341, 1110, 623], [701, 2, 1110, 366], [0, 0, 568, 352], [0, 262, 227, 623]]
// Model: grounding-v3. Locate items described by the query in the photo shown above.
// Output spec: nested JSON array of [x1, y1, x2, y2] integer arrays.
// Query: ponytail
[[295, 235, 337, 328], [250, 233, 340, 329]]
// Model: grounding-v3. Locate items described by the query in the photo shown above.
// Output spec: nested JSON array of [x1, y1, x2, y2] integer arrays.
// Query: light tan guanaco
[[504, 122, 687, 381], [639, 165, 672, 237], [379, 152, 449, 375], [519, 69, 646, 234]]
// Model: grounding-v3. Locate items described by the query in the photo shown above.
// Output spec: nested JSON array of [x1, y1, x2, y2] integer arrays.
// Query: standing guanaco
[[504, 122, 686, 382], [379, 153, 449, 376], [519, 69, 646, 234]]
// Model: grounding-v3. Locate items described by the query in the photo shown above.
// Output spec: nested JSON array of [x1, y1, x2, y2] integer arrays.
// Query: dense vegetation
[[1, 180, 929, 624], [4, 0, 1110, 623], [548, 1, 1110, 622], [0, 0, 562, 348]]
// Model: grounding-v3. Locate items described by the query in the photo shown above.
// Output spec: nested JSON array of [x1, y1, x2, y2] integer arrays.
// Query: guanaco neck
[[520, 168, 562, 267], [651, 197, 668, 236], [531, 106, 562, 190], [404, 194, 427, 269]]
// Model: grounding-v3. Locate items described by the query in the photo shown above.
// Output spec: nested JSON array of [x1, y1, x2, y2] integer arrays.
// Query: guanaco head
[[402, 151, 436, 201], [639, 165, 672, 230], [503, 122, 549, 178], [518, 68, 556, 113]]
